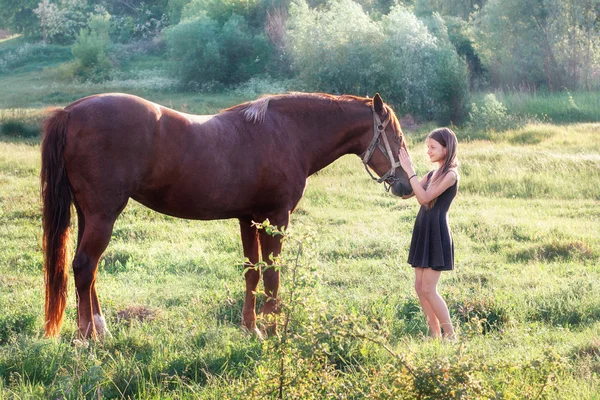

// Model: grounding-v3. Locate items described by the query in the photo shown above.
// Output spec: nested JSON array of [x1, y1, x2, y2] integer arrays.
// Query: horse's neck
[[303, 104, 371, 176]]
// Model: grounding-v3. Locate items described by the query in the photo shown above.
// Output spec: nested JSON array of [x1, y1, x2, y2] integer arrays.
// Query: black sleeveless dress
[[408, 171, 457, 271]]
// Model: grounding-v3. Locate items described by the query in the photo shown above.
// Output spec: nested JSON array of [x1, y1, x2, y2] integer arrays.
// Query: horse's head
[[361, 93, 413, 197]]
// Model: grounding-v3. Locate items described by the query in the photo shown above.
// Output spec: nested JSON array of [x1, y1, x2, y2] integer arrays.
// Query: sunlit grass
[[0, 34, 24, 46], [489, 89, 600, 123], [1, 118, 599, 397]]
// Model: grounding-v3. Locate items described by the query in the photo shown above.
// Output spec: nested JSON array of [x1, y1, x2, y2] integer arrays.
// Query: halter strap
[[361, 105, 402, 190]]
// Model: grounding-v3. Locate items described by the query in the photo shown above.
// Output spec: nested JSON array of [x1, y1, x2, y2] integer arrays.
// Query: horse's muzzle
[[390, 181, 413, 197]]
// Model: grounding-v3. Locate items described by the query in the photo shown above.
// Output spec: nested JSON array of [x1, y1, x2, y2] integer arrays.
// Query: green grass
[[478, 90, 600, 124], [1, 52, 600, 398], [1, 112, 599, 397]]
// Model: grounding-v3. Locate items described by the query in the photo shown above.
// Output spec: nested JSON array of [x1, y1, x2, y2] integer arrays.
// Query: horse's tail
[[41, 108, 72, 337]]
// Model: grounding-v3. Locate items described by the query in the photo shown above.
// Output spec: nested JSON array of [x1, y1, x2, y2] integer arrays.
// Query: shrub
[[286, 0, 385, 95], [166, 13, 271, 89], [165, 14, 225, 89], [0, 108, 41, 138], [70, 13, 112, 82], [0, 120, 40, 138], [450, 294, 509, 334], [466, 93, 524, 135], [285, 1, 470, 124]]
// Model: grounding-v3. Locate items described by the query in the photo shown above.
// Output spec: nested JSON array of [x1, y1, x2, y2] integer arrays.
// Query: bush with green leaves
[[69, 13, 112, 82], [0, 108, 41, 138], [165, 12, 271, 89], [466, 93, 524, 135], [33, 0, 92, 44], [0, 120, 39, 138], [285, 1, 470, 124]]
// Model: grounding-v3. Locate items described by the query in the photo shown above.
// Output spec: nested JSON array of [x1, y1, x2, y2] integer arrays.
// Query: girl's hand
[[398, 148, 415, 176]]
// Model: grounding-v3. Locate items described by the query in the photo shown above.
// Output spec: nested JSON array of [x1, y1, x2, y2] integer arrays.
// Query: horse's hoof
[[242, 324, 264, 340], [254, 327, 265, 340], [72, 338, 89, 348], [94, 314, 112, 338]]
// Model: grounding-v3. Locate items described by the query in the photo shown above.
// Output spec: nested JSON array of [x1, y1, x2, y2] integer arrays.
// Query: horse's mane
[[224, 92, 369, 124]]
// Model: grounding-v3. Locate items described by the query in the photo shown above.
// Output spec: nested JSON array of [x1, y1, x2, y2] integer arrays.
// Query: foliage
[[285, 1, 470, 124], [182, 0, 267, 30], [0, 120, 39, 138], [165, 12, 271, 89], [473, 0, 600, 91], [0, 42, 71, 72], [465, 93, 524, 136], [128, 2, 168, 41], [33, 0, 91, 44], [0, 108, 42, 138], [166, 0, 190, 25], [414, 0, 485, 20], [69, 13, 112, 82], [0, 0, 40, 36], [232, 76, 289, 97], [442, 15, 487, 90], [230, 222, 567, 399], [164, 13, 223, 89]]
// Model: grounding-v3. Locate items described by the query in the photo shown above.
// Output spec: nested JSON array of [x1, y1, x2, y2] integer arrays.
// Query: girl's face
[[427, 138, 447, 164]]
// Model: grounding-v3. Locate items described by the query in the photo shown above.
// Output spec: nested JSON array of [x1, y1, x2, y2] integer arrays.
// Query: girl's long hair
[[426, 128, 459, 208]]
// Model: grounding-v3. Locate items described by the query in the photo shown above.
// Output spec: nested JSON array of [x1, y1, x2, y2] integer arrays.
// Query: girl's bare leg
[[414, 267, 441, 338], [419, 268, 455, 339]]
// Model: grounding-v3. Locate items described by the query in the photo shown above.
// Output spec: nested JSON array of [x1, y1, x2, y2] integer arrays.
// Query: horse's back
[[62, 94, 167, 214], [59, 93, 311, 221], [60, 93, 251, 219]]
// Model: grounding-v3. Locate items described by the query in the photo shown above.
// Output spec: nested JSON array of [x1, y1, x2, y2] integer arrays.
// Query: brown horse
[[41, 92, 411, 338]]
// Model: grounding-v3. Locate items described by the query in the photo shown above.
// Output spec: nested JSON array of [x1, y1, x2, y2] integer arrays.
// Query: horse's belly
[[131, 189, 248, 220], [132, 173, 304, 221]]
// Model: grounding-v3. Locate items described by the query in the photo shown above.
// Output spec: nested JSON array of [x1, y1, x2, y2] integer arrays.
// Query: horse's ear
[[373, 93, 384, 114]]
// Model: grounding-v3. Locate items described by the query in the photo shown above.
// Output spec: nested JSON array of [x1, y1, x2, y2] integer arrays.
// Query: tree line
[[1, 0, 599, 122]]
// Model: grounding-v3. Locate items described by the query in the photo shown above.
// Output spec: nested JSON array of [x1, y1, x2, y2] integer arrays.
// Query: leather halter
[[361, 105, 403, 191]]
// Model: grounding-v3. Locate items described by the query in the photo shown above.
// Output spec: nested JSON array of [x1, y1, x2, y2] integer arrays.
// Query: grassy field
[[1, 39, 600, 398], [1, 111, 599, 398], [477, 90, 600, 124]]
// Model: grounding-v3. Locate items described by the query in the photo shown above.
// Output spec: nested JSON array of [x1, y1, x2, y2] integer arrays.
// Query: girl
[[398, 128, 459, 339]]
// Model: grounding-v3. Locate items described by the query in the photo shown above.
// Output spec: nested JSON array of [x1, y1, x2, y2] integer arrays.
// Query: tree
[[473, 0, 600, 90], [0, 0, 40, 35], [285, 0, 470, 123], [71, 12, 113, 81], [33, 0, 92, 44], [414, 0, 487, 20]]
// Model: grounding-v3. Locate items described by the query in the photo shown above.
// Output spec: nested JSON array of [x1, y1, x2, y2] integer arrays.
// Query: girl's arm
[[398, 148, 457, 206], [409, 172, 456, 206], [401, 174, 430, 199]]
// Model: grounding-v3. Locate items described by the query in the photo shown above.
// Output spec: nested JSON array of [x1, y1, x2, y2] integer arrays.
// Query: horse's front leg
[[239, 218, 262, 336], [259, 212, 289, 334]]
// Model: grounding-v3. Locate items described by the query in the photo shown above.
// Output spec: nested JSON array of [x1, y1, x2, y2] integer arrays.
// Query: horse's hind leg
[[72, 212, 119, 338]]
